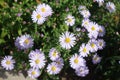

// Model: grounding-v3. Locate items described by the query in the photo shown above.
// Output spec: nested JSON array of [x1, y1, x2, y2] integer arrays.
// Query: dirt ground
[[0, 67, 36, 80]]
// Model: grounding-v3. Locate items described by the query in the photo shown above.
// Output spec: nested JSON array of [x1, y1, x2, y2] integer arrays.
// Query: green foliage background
[[0, 0, 120, 80]]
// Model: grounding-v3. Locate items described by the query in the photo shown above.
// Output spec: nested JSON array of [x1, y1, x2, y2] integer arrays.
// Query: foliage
[[0, 0, 120, 80]]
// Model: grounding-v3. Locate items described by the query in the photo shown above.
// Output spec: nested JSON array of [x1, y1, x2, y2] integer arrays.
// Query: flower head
[[82, 19, 90, 28], [69, 54, 86, 69], [59, 31, 76, 49], [98, 25, 105, 37], [29, 49, 43, 59], [36, 3, 53, 17], [49, 48, 60, 61], [1, 56, 15, 70], [31, 10, 46, 25], [88, 39, 98, 53], [79, 43, 90, 57], [47, 62, 61, 75], [88, 32, 98, 39], [92, 53, 102, 64], [55, 58, 64, 69], [106, 2, 116, 13], [75, 66, 89, 77], [80, 10, 91, 19], [86, 22, 99, 34], [29, 49, 46, 69], [15, 34, 34, 50], [95, 0, 104, 7], [97, 39, 105, 50], [65, 14, 75, 26], [28, 68, 40, 79], [86, 22, 99, 39], [78, 5, 87, 11]]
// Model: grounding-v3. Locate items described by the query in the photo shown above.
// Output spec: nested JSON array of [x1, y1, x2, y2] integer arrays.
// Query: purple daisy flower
[[75, 66, 89, 77], [15, 34, 34, 50]]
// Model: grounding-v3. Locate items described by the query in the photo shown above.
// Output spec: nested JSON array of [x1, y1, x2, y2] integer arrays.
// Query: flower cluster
[[69, 54, 89, 77], [31, 3, 53, 25], [0, 1, 116, 79], [28, 49, 46, 78], [94, 0, 116, 13], [66, 4, 107, 76], [47, 48, 64, 75]]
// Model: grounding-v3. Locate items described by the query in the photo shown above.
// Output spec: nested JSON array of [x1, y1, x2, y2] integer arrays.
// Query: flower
[[17, 13, 22, 17], [55, 58, 64, 69], [86, 22, 99, 39], [36, 3, 53, 17], [31, 10, 46, 25], [98, 25, 105, 37], [119, 61, 120, 64], [1, 56, 15, 70], [75, 66, 89, 77], [78, 5, 87, 11], [95, 0, 104, 7], [28, 68, 40, 79], [69, 54, 86, 69], [88, 32, 98, 39], [82, 19, 90, 28], [15, 34, 34, 50], [80, 10, 91, 19], [92, 53, 102, 64], [29, 49, 46, 69], [59, 31, 76, 49], [65, 14, 75, 26], [87, 39, 98, 53], [49, 48, 60, 61], [15, 36, 21, 49], [79, 43, 90, 57], [86, 22, 99, 34], [47, 62, 61, 75], [106, 2, 116, 13], [29, 49, 43, 59], [97, 39, 105, 50], [76, 28, 81, 32]]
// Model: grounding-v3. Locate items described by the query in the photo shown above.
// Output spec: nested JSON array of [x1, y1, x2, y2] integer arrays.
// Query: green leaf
[[18, 28, 22, 35], [1, 28, 8, 38], [0, 39, 6, 44]]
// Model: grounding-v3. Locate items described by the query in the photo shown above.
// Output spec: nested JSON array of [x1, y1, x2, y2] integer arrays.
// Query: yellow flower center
[[67, 18, 72, 22], [65, 37, 71, 43], [108, 6, 112, 10], [24, 39, 30, 44], [91, 26, 95, 31], [52, 51, 57, 57], [6, 60, 11, 65], [35, 59, 40, 64], [94, 57, 98, 61], [91, 43, 95, 48], [80, 69, 83, 72], [36, 14, 41, 19], [99, 42, 102, 46], [83, 48, 87, 53], [51, 66, 56, 71], [74, 58, 79, 64], [85, 22, 88, 25], [41, 7, 46, 12], [57, 61, 60, 64], [85, 12, 88, 15], [99, 29, 103, 33], [31, 71, 36, 75]]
